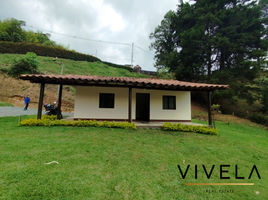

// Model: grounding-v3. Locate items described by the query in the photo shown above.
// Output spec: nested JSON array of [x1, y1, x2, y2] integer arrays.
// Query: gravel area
[[0, 106, 74, 117]]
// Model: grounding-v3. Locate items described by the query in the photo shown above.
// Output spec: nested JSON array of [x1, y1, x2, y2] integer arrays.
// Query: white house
[[74, 86, 191, 122], [19, 74, 229, 125]]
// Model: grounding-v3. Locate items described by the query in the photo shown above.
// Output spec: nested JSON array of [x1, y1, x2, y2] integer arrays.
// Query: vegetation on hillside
[[6, 52, 39, 77], [0, 18, 69, 48], [0, 18, 133, 72], [0, 53, 147, 78]]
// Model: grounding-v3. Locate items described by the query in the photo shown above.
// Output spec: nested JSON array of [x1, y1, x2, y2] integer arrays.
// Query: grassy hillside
[[0, 53, 148, 78], [0, 116, 267, 199], [0, 54, 149, 111]]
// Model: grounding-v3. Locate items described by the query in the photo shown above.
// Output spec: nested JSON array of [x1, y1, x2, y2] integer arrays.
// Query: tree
[[0, 18, 26, 42], [149, 11, 177, 69], [257, 76, 268, 113], [0, 18, 66, 48], [150, 0, 268, 83], [150, 0, 268, 106]]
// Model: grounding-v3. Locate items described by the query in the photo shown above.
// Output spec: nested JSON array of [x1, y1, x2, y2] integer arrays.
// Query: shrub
[[249, 114, 268, 126], [19, 117, 137, 130], [161, 123, 218, 135], [257, 76, 268, 113], [8, 52, 39, 77]]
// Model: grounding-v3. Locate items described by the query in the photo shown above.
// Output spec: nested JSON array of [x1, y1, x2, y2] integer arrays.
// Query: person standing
[[23, 95, 30, 110]]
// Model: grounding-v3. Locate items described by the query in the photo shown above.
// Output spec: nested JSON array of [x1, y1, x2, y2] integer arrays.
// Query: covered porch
[[19, 74, 228, 126]]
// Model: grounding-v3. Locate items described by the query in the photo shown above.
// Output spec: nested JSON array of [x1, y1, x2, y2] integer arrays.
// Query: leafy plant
[[19, 117, 137, 130], [156, 67, 175, 80], [161, 122, 218, 135], [8, 52, 39, 77]]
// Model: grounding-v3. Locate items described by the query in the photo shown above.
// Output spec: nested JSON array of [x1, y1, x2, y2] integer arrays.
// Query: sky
[[0, 0, 182, 71]]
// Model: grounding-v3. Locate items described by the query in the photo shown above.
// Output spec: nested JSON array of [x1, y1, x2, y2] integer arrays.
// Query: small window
[[163, 96, 176, 109], [99, 93, 115, 108]]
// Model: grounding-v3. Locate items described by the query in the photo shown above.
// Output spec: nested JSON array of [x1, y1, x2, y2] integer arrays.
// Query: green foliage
[[19, 117, 137, 130], [0, 41, 100, 63], [257, 76, 268, 113], [0, 18, 69, 49], [161, 122, 218, 135], [25, 30, 51, 45], [156, 67, 175, 79], [0, 18, 133, 73], [212, 104, 220, 112], [0, 18, 26, 42], [102, 61, 135, 73], [0, 54, 148, 78], [0, 102, 14, 107], [0, 17, 140, 74], [150, 0, 268, 102], [8, 52, 39, 77], [249, 113, 268, 126]]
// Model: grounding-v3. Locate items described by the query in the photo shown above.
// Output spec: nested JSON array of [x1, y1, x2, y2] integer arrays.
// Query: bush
[[249, 114, 268, 126], [19, 117, 137, 130], [8, 52, 39, 77], [161, 123, 218, 135]]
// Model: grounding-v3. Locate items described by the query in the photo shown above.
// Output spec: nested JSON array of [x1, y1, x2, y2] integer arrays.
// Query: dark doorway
[[136, 93, 150, 121]]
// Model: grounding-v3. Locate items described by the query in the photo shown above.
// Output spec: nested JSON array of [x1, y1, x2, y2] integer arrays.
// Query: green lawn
[[0, 116, 267, 199]]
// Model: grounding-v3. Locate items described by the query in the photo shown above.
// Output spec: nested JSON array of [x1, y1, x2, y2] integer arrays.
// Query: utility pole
[[131, 43, 134, 67]]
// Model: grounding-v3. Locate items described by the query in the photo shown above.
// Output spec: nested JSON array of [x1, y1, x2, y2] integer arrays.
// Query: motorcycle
[[44, 102, 62, 118]]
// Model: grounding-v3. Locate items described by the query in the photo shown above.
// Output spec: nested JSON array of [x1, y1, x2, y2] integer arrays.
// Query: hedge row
[[102, 61, 134, 72], [19, 116, 136, 130], [161, 122, 218, 135], [0, 41, 138, 73], [249, 114, 268, 126], [0, 41, 100, 62]]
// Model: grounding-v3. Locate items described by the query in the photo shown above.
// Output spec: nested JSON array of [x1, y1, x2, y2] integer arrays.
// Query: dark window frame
[[99, 93, 115, 108], [163, 95, 176, 110]]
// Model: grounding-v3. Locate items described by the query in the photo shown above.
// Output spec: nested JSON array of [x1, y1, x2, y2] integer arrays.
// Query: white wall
[[132, 89, 191, 121], [74, 86, 191, 121], [74, 86, 128, 119]]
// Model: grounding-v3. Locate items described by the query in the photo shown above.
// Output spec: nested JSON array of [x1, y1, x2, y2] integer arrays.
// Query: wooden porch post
[[37, 83, 45, 119], [128, 87, 132, 123], [207, 91, 212, 126], [57, 84, 63, 120]]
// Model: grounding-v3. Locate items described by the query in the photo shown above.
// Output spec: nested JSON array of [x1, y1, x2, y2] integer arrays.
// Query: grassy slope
[[0, 53, 148, 78], [0, 54, 148, 110], [0, 116, 267, 200]]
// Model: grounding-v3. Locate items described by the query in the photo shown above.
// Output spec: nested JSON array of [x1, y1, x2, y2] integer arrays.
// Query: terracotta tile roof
[[19, 74, 229, 91]]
